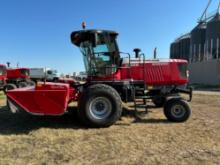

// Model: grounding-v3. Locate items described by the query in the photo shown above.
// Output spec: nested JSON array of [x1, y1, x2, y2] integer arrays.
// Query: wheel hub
[[95, 102, 105, 111], [171, 104, 186, 118], [89, 97, 112, 120]]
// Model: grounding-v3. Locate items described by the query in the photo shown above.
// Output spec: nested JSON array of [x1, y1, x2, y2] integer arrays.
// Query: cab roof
[[71, 29, 118, 35], [71, 29, 118, 46]]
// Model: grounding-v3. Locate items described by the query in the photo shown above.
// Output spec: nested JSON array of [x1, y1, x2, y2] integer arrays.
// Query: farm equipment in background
[[0, 64, 7, 90], [29, 68, 59, 82], [4, 68, 35, 92], [6, 28, 193, 128], [75, 71, 87, 81]]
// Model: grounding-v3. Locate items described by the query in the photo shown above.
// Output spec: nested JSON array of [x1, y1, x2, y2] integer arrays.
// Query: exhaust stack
[[133, 48, 141, 58]]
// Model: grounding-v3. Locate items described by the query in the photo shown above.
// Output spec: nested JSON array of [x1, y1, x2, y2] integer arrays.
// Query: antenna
[[82, 22, 86, 30], [199, 0, 212, 23]]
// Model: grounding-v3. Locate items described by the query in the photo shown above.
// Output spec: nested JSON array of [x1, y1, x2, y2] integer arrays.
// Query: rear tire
[[3, 84, 17, 93], [163, 98, 191, 122], [78, 84, 122, 127]]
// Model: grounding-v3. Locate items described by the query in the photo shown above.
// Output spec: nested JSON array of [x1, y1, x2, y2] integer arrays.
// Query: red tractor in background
[[6, 29, 193, 128], [0, 64, 7, 90], [4, 68, 35, 92]]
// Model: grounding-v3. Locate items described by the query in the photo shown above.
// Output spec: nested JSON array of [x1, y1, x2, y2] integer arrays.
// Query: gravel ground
[[0, 92, 219, 165]]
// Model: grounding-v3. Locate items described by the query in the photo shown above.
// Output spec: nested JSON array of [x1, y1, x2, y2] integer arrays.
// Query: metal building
[[170, 0, 220, 85], [190, 22, 207, 62], [170, 41, 179, 59], [170, 33, 191, 61], [206, 13, 220, 60], [189, 60, 220, 85]]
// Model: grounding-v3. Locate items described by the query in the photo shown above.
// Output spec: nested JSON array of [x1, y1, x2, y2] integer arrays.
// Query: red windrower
[[6, 28, 193, 128]]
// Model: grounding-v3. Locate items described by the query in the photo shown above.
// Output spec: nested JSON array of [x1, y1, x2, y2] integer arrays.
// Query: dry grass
[[0, 91, 219, 165]]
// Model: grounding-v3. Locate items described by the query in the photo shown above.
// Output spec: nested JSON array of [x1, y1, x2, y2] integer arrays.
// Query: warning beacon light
[[82, 22, 86, 30]]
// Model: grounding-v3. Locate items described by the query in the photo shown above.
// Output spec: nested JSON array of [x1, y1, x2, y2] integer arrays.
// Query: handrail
[[139, 53, 146, 90], [119, 52, 131, 79]]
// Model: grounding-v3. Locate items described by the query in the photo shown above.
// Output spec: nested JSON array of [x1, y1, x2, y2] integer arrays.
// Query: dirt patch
[[0, 93, 219, 165]]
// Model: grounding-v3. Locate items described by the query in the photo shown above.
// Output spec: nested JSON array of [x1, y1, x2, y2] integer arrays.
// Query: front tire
[[78, 84, 122, 127], [163, 98, 191, 122]]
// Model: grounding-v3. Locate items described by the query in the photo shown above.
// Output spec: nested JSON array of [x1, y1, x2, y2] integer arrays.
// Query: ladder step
[[135, 87, 148, 92], [134, 99, 146, 102], [135, 87, 145, 91], [135, 104, 148, 108], [135, 96, 151, 99]]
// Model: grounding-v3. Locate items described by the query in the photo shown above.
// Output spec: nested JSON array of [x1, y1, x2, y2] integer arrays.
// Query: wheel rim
[[171, 104, 186, 118], [89, 97, 112, 120]]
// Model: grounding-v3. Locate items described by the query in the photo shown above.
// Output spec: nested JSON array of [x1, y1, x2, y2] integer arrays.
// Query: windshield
[[21, 69, 30, 76], [47, 70, 58, 75], [0, 66, 6, 75], [79, 32, 119, 76]]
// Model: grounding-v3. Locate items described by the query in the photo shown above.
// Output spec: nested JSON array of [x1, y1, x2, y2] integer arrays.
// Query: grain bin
[[170, 34, 190, 61], [206, 13, 220, 59], [190, 22, 207, 62]]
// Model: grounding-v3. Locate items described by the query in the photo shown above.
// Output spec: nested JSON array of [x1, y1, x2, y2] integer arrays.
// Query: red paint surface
[[88, 59, 188, 85], [7, 83, 77, 115], [7, 68, 30, 79], [6, 59, 189, 116]]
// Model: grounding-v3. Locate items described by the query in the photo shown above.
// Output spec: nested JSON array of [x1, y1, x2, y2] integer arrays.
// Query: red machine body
[[7, 68, 30, 80], [6, 59, 188, 116], [7, 82, 77, 115], [90, 59, 188, 86], [6, 29, 193, 127], [57, 78, 79, 87]]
